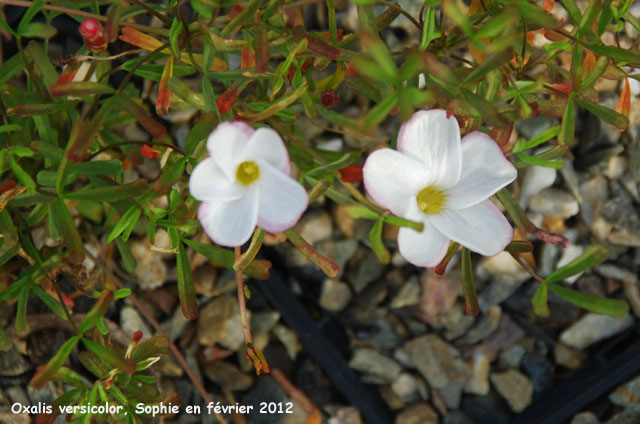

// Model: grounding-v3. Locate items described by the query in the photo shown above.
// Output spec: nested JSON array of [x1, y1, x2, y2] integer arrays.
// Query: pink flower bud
[[79, 19, 106, 52]]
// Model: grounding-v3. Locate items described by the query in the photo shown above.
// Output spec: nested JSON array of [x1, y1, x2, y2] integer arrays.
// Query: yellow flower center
[[416, 185, 447, 215], [236, 161, 260, 186]]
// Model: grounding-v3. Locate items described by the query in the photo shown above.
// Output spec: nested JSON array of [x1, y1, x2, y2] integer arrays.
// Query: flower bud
[[320, 89, 339, 108], [133, 330, 143, 343], [79, 19, 106, 52]]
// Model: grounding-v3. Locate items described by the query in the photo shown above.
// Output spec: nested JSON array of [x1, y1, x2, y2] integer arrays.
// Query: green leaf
[[548, 283, 629, 316], [81, 338, 136, 374], [106, 205, 141, 243], [176, 242, 198, 319], [579, 56, 609, 92], [7, 154, 35, 194], [49, 198, 85, 265], [362, 91, 398, 131], [32, 285, 67, 319], [306, 153, 355, 177], [598, 0, 615, 37], [15, 285, 29, 333], [496, 188, 536, 234], [0, 54, 23, 85], [574, 97, 629, 129], [559, 0, 583, 25], [343, 205, 381, 220], [30, 335, 81, 388], [586, 43, 640, 65], [185, 119, 216, 155], [369, 219, 390, 264], [514, 151, 565, 169], [0, 10, 17, 36], [169, 19, 184, 58], [513, 125, 561, 153], [577, 0, 601, 37], [71, 160, 123, 176], [559, 98, 575, 145], [517, 2, 557, 28], [78, 291, 114, 335], [182, 238, 271, 280], [0, 328, 12, 352], [461, 248, 479, 316], [19, 22, 57, 39], [25, 40, 58, 88], [17, 0, 44, 34], [64, 180, 147, 202], [532, 284, 550, 317], [114, 288, 132, 299], [0, 124, 22, 134], [463, 49, 513, 85], [546, 245, 609, 284], [115, 238, 137, 274], [130, 336, 170, 362]]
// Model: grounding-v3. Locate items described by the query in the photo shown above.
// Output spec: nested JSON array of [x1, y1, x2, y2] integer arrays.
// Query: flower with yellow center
[[363, 110, 517, 267], [189, 122, 308, 247]]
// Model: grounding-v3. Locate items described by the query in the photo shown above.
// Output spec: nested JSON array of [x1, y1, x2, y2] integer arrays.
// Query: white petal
[[206, 121, 254, 180], [446, 131, 517, 209], [398, 221, 449, 267], [189, 158, 244, 201], [246, 127, 291, 174], [363, 148, 434, 217], [397, 110, 461, 188], [431, 200, 513, 256], [256, 161, 308, 232], [197, 188, 259, 247]]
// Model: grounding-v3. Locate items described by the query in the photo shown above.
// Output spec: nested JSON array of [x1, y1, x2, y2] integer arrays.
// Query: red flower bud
[[79, 19, 106, 52], [140, 144, 158, 159], [133, 331, 143, 342], [320, 89, 340, 108], [340, 165, 363, 183]]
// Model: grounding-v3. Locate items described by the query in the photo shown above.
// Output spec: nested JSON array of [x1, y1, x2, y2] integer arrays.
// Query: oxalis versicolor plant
[[0, 0, 637, 421]]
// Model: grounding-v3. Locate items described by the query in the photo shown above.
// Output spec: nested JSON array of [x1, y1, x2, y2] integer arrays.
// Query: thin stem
[[0, 0, 166, 34], [130, 0, 171, 26], [510, 252, 546, 284], [234, 246, 253, 346], [377, 1, 421, 31], [85, 140, 186, 160], [57, 49, 144, 65]]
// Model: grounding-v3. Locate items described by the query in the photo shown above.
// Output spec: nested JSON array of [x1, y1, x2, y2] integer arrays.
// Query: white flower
[[189, 121, 308, 247], [363, 110, 517, 267]]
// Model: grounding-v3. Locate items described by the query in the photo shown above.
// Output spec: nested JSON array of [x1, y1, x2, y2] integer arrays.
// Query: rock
[[418, 269, 459, 326], [391, 373, 419, 400], [477, 313, 525, 356], [519, 166, 557, 206], [328, 406, 362, 424], [320, 279, 352, 311], [465, 352, 490, 395], [610, 375, 640, 407], [130, 239, 167, 289], [607, 404, 640, 424], [607, 156, 628, 180], [579, 175, 609, 229], [0, 412, 29, 424], [333, 204, 356, 238], [281, 399, 309, 424], [439, 382, 464, 409], [498, 344, 525, 370], [273, 324, 301, 360], [521, 353, 554, 395], [345, 249, 385, 293], [528, 188, 579, 218], [241, 377, 287, 424], [405, 334, 468, 389], [461, 393, 511, 424], [120, 306, 152, 340], [197, 295, 248, 351], [250, 311, 281, 335], [161, 305, 191, 341], [571, 412, 600, 424], [391, 278, 421, 309], [555, 244, 585, 284], [597, 264, 638, 285], [316, 239, 359, 279], [516, 116, 556, 140], [380, 384, 405, 410], [442, 303, 476, 341], [490, 370, 534, 413], [395, 403, 438, 424], [443, 411, 474, 424], [598, 197, 640, 247], [457, 306, 501, 345], [559, 313, 634, 350], [554, 342, 587, 369], [295, 211, 333, 244], [477, 253, 530, 312], [203, 361, 253, 392], [349, 348, 402, 383]]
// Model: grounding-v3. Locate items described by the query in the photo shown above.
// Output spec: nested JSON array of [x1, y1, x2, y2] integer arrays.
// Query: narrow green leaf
[[461, 248, 479, 316], [549, 283, 629, 317], [7, 154, 35, 194], [71, 160, 123, 176], [15, 285, 29, 333], [78, 291, 114, 335], [575, 97, 629, 129], [586, 43, 640, 65], [176, 242, 198, 319], [31, 286, 67, 320], [369, 219, 390, 264], [49, 198, 85, 265], [182, 238, 271, 279], [362, 91, 398, 131], [463, 49, 513, 84], [130, 336, 170, 362], [517, 2, 557, 28], [17, 0, 43, 34], [20, 22, 57, 39], [0, 124, 22, 134], [106, 205, 141, 243], [496, 188, 537, 234], [559, 98, 575, 145], [81, 338, 136, 374], [30, 335, 81, 388], [25, 40, 58, 88], [0, 54, 23, 85], [514, 151, 565, 168], [598, 0, 615, 37], [343, 205, 381, 220], [577, 0, 601, 37], [169, 19, 183, 57], [513, 125, 561, 153], [546, 245, 609, 284], [115, 238, 137, 274], [306, 153, 355, 177], [65, 180, 147, 202], [559, 0, 583, 24], [532, 284, 550, 317], [579, 56, 609, 92]]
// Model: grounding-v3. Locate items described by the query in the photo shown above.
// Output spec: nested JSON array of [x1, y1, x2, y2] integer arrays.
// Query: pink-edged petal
[[363, 148, 434, 217], [189, 157, 245, 201], [431, 200, 513, 256], [397, 110, 462, 188], [206, 121, 254, 180], [398, 220, 449, 268], [246, 127, 291, 175], [256, 161, 308, 232], [446, 131, 517, 209], [197, 187, 259, 247]]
